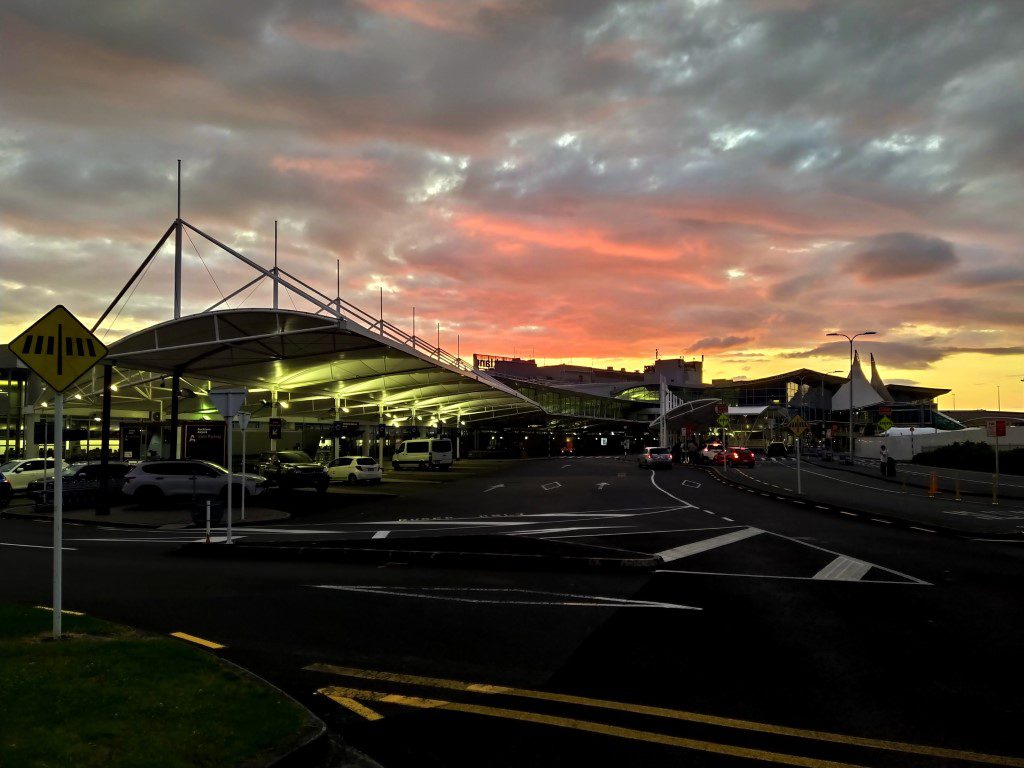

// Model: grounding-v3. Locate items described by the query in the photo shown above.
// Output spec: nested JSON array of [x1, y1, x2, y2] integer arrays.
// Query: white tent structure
[[831, 351, 884, 412]]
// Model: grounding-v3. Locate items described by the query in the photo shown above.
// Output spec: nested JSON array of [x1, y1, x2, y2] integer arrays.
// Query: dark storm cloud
[[689, 336, 753, 352], [844, 233, 957, 281]]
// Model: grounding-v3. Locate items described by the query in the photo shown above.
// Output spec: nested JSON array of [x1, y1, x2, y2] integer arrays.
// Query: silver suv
[[122, 460, 268, 504], [638, 446, 673, 469]]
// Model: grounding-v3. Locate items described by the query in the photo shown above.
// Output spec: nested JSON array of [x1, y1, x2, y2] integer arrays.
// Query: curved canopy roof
[[96, 309, 540, 425]]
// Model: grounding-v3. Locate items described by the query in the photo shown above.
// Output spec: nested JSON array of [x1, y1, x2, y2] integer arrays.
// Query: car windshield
[[277, 451, 313, 463]]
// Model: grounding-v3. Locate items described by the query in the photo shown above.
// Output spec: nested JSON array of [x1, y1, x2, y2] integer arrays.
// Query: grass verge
[[0, 603, 310, 768]]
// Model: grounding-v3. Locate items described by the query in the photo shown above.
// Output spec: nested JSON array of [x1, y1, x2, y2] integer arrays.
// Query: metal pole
[[169, 371, 180, 459], [796, 437, 802, 494], [97, 364, 112, 516], [53, 392, 63, 638], [848, 339, 853, 463], [378, 402, 384, 467], [225, 417, 233, 544], [273, 220, 279, 310], [240, 423, 246, 522], [174, 160, 182, 320]]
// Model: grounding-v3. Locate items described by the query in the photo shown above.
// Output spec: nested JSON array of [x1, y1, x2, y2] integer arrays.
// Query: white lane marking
[[798, 467, 904, 495], [507, 525, 630, 536], [722, 517, 734, 522], [596, 482, 610, 490], [815, 505, 829, 510], [813, 556, 873, 581], [0, 541, 77, 551], [656, 527, 763, 563], [484, 484, 505, 493], [309, 585, 700, 610], [840, 511, 857, 516], [372, 530, 390, 539], [762, 529, 929, 585], [909, 526, 936, 534], [542, 482, 562, 491], [871, 518, 893, 525], [561, 464, 572, 469], [647, 471, 697, 509], [656, 570, 927, 585], [543, 525, 744, 539], [681, 480, 702, 489]]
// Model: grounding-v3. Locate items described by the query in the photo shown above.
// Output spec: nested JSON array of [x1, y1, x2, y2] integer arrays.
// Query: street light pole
[[826, 330, 877, 463]]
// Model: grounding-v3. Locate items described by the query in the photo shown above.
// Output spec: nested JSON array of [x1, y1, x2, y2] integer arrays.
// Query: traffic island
[[0, 604, 325, 768], [177, 534, 663, 571]]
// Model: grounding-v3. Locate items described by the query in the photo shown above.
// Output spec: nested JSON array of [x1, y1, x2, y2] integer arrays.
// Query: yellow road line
[[34, 605, 85, 616], [318, 685, 867, 768], [307, 663, 1024, 767], [170, 631, 226, 650], [321, 691, 383, 721]]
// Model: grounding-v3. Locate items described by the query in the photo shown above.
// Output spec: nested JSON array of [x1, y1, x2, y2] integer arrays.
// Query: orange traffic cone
[[928, 471, 938, 497]]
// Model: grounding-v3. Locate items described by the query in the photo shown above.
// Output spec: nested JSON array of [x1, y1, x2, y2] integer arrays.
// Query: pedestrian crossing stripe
[[8, 305, 107, 392]]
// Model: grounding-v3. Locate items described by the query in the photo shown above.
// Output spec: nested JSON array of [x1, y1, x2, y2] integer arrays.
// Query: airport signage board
[[987, 419, 1006, 438]]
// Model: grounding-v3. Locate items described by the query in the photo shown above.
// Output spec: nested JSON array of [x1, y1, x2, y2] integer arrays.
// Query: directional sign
[[268, 417, 283, 439], [8, 305, 107, 392], [788, 415, 809, 437], [714, 403, 729, 415], [716, 414, 730, 428], [877, 416, 894, 432]]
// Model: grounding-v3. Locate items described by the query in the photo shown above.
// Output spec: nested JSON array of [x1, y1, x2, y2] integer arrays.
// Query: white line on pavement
[[372, 531, 390, 539], [813, 556, 873, 581], [542, 482, 562, 491], [647, 471, 697, 509], [655, 569, 927, 585], [0, 541, 77, 550], [656, 527, 763, 562]]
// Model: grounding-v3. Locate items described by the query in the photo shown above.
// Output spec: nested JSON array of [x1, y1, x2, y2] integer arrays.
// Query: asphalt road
[[2, 456, 1023, 767]]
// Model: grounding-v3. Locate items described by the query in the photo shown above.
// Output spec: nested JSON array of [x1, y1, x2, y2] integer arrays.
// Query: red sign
[[714, 403, 728, 415], [987, 419, 1007, 438], [878, 406, 892, 416]]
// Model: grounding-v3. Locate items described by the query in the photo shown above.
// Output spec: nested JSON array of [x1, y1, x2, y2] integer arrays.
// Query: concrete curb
[[212, 656, 331, 768], [707, 467, 1024, 540], [175, 538, 663, 571]]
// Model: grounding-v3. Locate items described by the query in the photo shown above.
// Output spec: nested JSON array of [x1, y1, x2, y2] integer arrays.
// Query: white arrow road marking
[[542, 482, 562, 491], [483, 484, 505, 493], [656, 527, 763, 562], [681, 480, 702, 489], [596, 483, 610, 490], [310, 585, 700, 610]]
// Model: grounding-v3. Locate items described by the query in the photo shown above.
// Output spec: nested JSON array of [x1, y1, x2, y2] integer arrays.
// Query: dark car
[[0, 473, 12, 508], [713, 446, 756, 468], [27, 462, 133, 507], [765, 442, 789, 458], [255, 451, 329, 492]]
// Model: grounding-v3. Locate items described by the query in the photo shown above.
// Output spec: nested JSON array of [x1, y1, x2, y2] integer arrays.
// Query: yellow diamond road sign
[[8, 305, 107, 392], [788, 415, 809, 437]]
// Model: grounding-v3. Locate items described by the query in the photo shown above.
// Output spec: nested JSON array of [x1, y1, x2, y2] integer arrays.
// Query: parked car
[[638, 446, 673, 469], [0, 458, 68, 493], [27, 462, 133, 506], [327, 456, 383, 484], [121, 460, 269, 504], [713, 446, 756, 468], [0, 473, 12, 508], [391, 438, 453, 471], [254, 451, 329, 492], [700, 443, 725, 463]]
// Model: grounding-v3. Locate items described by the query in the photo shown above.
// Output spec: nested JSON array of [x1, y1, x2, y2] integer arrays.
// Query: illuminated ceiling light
[[280, 401, 290, 409], [341, 406, 350, 413], [93, 417, 101, 422], [110, 384, 118, 391], [74, 393, 83, 400], [40, 401, 48, 408]]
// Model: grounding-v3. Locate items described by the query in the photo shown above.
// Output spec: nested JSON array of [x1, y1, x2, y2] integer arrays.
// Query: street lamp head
[[862, 331, 877, 336], [825, 332, 841, 337]]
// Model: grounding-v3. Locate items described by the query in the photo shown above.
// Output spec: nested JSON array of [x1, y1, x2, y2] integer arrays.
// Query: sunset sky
[[2, 1, 1022, 409]]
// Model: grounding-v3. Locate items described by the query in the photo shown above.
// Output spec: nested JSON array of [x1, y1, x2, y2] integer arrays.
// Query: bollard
[[955, 472, 962, 502], [901, 470, 906, 494], [992, 474, 999, 506], [928, 471, 938, 497], [205, 500, 211, 544]]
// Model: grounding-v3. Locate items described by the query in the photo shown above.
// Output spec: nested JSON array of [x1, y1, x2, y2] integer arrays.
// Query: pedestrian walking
[[879, 444, 889, 477]]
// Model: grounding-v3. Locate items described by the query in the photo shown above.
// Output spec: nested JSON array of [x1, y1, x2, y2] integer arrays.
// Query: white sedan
[[327, 456, 383, 484]]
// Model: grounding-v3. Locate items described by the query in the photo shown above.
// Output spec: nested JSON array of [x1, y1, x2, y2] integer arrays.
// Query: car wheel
[[316, 482, 328, 494], [392, 462, 401, 471], [348, 473, 357, 484]]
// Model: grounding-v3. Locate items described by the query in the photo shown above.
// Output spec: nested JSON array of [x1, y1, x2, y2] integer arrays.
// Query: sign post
[[716, 413, 730, 473], [987, 419, 1006, 505], [209, 387, 248, 544], [237, 411, 251, 521], [8, 305, 108, 638], [788, 415, 809, 495]]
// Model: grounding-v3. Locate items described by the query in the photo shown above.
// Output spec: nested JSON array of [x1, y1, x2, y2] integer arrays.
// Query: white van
[[391, 438, 454, 471]]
